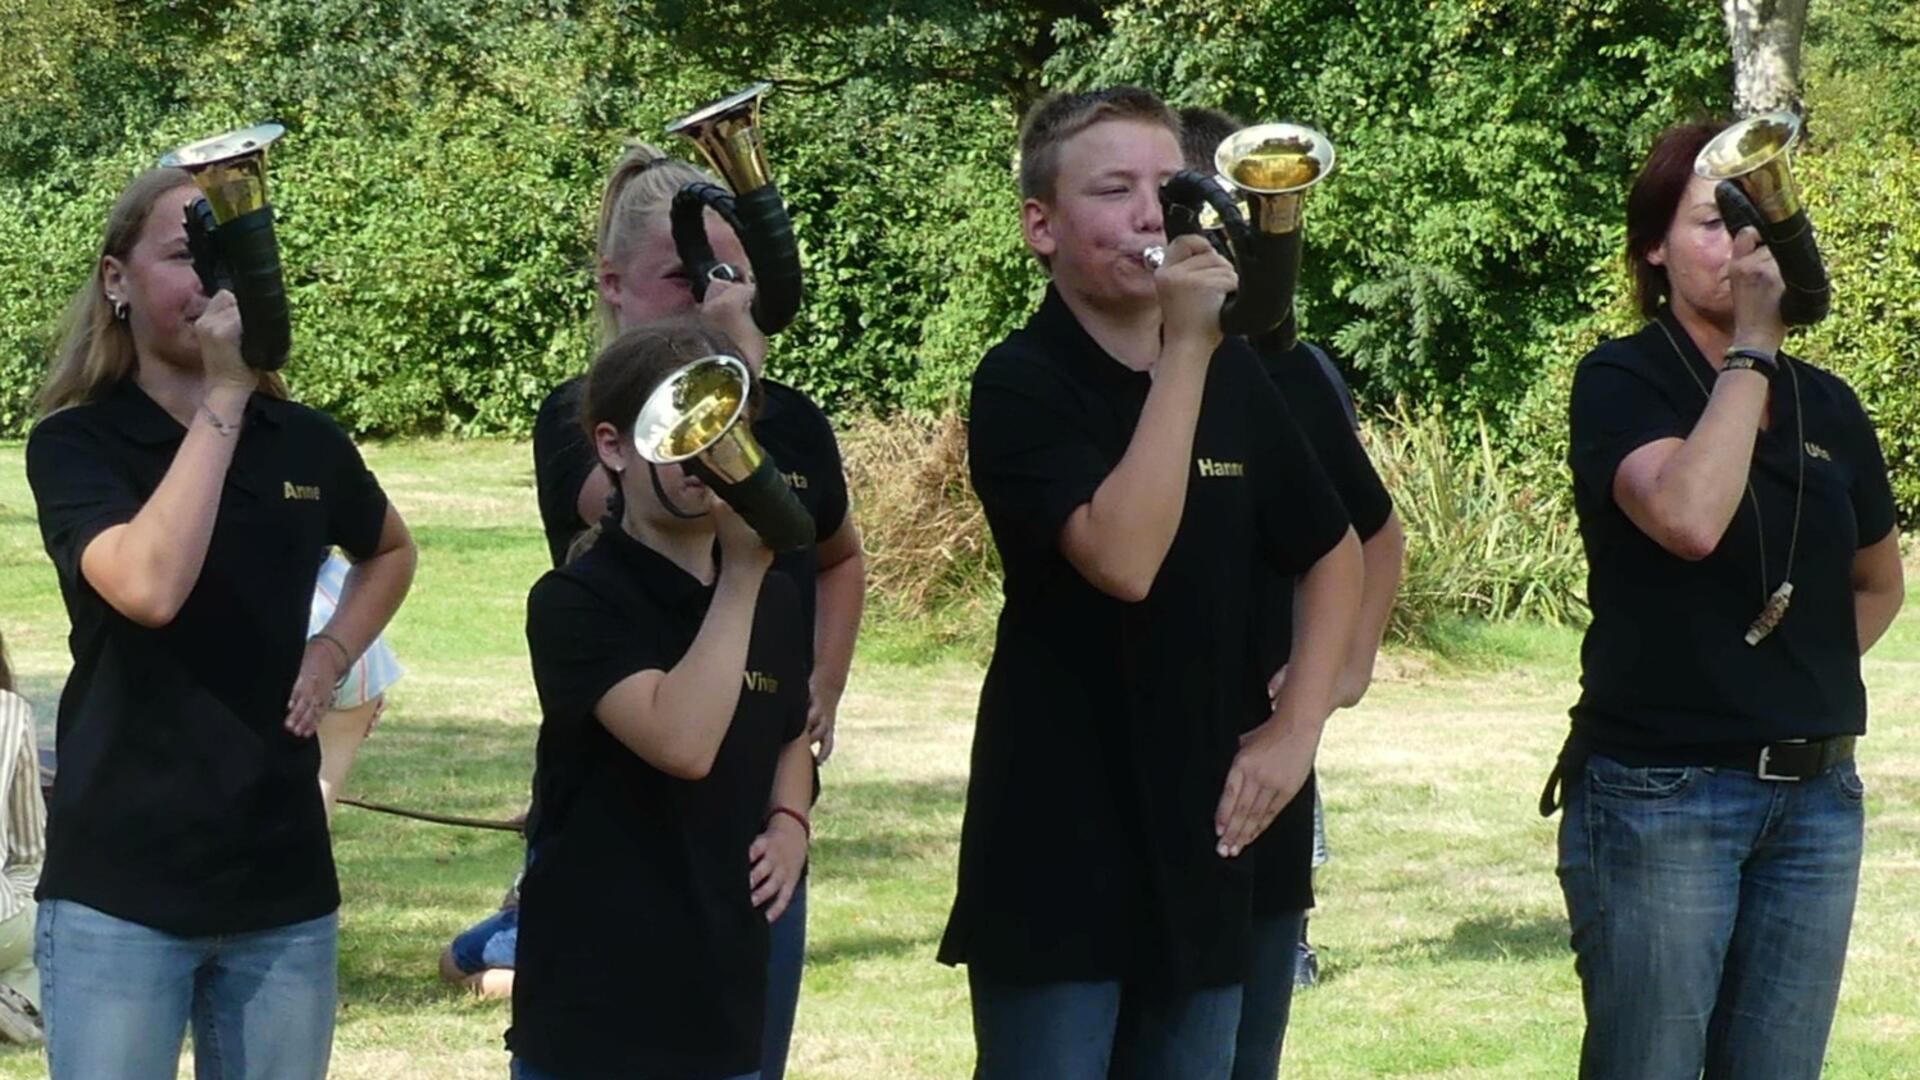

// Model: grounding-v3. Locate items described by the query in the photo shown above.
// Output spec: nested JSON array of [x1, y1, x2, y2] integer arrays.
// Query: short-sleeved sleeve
[[1568, 355, 1692, 505], [805, 410, 850, 542], [1840, 383, 1897, 547], [1249, 375, 1353, 575], [534, 380, 600, 567], [25, 413, 142, 583], [525, 573, 667, 728], [1304, 343, 1360, 428], [1279, 347, 1392, 540], [320, 418, 389, 560], [967, 353, 1113, 553]]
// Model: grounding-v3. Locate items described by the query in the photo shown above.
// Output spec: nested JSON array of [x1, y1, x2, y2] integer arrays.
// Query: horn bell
[[631, 353, 816, 552], [632, 354, 765, 481], [666, 82, 774, 195], [160, 123, 286, 223], [1215, 123, 1336, 234], [1695, 111, 1803, 224]]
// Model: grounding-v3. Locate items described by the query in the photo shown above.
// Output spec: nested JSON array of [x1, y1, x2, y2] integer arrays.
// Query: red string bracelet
[[766, 805, 811, 840]]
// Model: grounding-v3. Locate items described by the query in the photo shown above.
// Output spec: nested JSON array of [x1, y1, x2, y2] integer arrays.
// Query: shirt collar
[[1030, 285, 1153, 390], [1648, 306, 1802, 419], [1651, 306, 1715, 384], [755, 376, 787, 421], [103, 377, 283, 445], [591, 520, 716, 612]]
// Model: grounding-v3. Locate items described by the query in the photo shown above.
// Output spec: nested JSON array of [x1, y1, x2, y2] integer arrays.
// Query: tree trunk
[[1723, 0, 1811, 117]]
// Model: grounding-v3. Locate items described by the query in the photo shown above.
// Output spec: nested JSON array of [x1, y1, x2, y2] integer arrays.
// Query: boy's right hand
[[1155, 234, 1237, 358]]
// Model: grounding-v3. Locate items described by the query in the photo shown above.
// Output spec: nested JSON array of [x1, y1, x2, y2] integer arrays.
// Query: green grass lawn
[[1, 438, 1916, 1077]]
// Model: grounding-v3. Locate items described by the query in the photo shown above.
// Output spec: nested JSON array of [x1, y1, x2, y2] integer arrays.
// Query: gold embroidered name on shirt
[[283, 481, 322, 501], [1805, 441, 1832, 461], [744, 671, 781, 694], [783, 471, 809, 490], [1196, 458, 1245, 478]]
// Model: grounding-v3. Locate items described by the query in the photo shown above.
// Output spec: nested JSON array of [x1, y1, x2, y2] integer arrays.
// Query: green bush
[[1, 0, 1915, 543], [1365, 405, 1588, 640], [1790, 134, 1920, 522], [0, 0, 1727, 437]]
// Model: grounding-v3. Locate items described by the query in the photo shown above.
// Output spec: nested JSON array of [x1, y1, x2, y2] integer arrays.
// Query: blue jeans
[[760, 874, 807, 1080], [449, 906, 520, 974], [1231, 909, 1308, 1080], [1558, 754, 1865, 1079], [36, 899, 337, 1080], [969, 969, 1242, 1079]]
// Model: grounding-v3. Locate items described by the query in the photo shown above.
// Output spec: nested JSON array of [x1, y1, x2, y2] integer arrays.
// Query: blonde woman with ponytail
[[533, 143, 765, 567], [25, 168, 416, 1079]]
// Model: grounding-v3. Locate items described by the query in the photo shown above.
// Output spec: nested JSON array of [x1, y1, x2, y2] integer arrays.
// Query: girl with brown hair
[[508, 319, 812, 1078]]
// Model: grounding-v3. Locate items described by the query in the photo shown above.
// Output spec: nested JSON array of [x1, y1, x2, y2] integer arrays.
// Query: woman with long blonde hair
[[26, 166, 416, 1079]]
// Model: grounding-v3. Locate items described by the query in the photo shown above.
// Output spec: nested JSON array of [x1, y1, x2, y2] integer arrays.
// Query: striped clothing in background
[[0, 690, 46, 924]]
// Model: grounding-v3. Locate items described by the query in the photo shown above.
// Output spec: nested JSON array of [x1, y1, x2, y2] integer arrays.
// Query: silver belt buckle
[[1756, 742, 1805, 783]]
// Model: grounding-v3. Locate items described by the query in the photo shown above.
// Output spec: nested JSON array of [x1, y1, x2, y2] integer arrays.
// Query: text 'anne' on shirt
[[531, 375, 849, 651], [508, 524, 807, 1078], [1567, 309, 1896, 752], [1245, 337, 1395, 918], [25, 379, 390, 937], [939, 286, 1353, 990]]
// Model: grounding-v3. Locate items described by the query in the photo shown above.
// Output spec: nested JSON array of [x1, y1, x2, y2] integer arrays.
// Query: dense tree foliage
[[1, 1, 1913, 516]]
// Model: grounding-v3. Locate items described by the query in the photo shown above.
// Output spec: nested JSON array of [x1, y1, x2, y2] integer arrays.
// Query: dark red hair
[[1626, 122, 1727, 318]]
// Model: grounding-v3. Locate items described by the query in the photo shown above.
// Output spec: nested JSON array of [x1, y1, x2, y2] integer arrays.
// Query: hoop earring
[[111, 299, 128, 322]]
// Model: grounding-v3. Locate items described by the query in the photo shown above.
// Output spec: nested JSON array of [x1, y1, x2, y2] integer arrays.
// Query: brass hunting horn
[[632, 354, 814, 553], [160, 123, 294, 370], [1146, 122, 1335, 345], [1695, 111, 1830, 326], [664, 83, 805, 334]]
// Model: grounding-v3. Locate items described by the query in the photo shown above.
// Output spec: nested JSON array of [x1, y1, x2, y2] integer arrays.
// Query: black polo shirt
[[1246, 339, 1394, 916], [508, 525, 807, 1078], [1567, 309, 1896, 753], [25, 378, 389, 936], [939, 287, 1353, 990], [532, 375, 849, 655]]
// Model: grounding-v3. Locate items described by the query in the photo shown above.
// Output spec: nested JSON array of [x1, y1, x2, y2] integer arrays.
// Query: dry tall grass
[[838, 404, 1591, 649], [839, 412, 1001, 622]]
